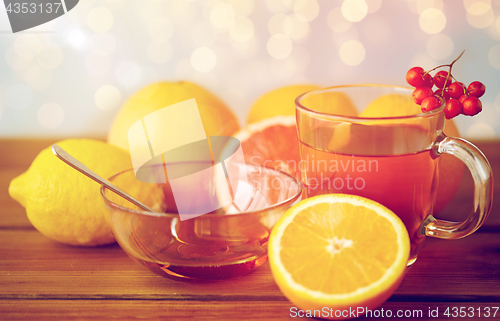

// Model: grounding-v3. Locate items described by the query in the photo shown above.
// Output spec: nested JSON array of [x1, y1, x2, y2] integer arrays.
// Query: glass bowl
[[101, 162, 302, 280]]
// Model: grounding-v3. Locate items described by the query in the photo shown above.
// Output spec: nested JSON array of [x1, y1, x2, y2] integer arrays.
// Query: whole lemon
[[360, 93, 420, 118], [248, 84, 358, 124], [8, 139, 133, 246], [107, 81, 240, 151]]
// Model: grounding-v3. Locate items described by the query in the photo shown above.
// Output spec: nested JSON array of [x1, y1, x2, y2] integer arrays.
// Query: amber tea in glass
[[295, 85, 493, 265]]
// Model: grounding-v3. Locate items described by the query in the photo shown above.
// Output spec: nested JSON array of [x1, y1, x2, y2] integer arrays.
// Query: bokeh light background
[[0, 0, 499, 139]]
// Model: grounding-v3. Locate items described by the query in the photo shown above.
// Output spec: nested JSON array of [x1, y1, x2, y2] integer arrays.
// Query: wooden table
[[1, 139, 499, 320]]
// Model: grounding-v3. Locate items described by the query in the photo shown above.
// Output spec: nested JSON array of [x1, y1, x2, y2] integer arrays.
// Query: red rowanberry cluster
[[405, 51, 485, 120]]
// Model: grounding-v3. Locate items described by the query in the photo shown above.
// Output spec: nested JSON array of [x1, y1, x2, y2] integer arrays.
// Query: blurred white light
[[148, 18, 174, 42], [0, 105, 2, 122], [342, 0, 368, 22], [419, 8, 446, 34], [406, 0, 418, 14], [5, 46, 31, 70], [5, 84, 33, 111], [115, 61, 143, 87], [210, 2, 235, 29], [86, 53, 112, 76], [37, 103, 64, 129], [464, 0, 491, 14], [339, 40, 365, 66], [496, 16, 500, 34], [331, 25, 360, 47], [294, 0, 319, 22], [137, 0, 165, 23], [14, 35, 42, 59], [488, 44, 500, 69], [191, 47, 217, 72], [224, 88, 246, 118], [239, 60, 271, 87], [466, 7, 494, 28], [214, 29, 231, 43], [467, 122, 495, 139], [95, 85, 121, 111], [409, 52, 438, 71], [88, 7, 114, 33], [291, 46, 311, 72], [22, 64, 42, 82], [174, 59, 194, 79], [79, 0, 98, 8], [24, 67, 52, 92], [66, 29, 87, 49], [37, 44, 64, 69], [270, 57, 296, 80], [90, 33, 116, 56], [168, 0, 196, 27], [362, 17, 391, 44], [147, 41, 173, 64], [191, 22, 216, 46], [231, 37, 258, 59], [106, 0, 123, 5], [268, 13, 287, 35], [230, 17, 255, 42], [229, 0, 254, 17], [283, 15, 309, 41], [267, 34, 293, 59], [266, 0, 293, 13], [327, 7, 352, 33], [416, 0, 444, 14], [367, 0, 383, 13], [495, 93, 500, 113], [426, 34, 454, 59]]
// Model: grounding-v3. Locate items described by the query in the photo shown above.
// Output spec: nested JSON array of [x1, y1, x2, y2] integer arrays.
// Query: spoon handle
[[51, 144, 157, 213]]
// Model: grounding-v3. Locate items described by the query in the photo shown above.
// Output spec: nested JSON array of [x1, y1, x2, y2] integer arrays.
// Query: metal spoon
[[51, 144, 157, 213]]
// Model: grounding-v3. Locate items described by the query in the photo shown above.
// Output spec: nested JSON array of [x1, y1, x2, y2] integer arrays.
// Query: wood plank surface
[[2, 300, 500, 320], [1, 230, 499, 300], [1, 139, 499, 228], [1, 139, 499, 320]]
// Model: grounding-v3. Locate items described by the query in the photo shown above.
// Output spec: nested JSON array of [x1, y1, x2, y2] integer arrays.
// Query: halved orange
[[268, 194, 410, 320]]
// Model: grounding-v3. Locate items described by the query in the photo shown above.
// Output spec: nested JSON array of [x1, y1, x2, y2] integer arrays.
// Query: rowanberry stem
[[423, 50, 465, 77], [450, 50, 465, 67]]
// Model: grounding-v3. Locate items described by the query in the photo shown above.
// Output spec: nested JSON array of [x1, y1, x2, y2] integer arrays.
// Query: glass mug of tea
[[295, 84, 493, 265]]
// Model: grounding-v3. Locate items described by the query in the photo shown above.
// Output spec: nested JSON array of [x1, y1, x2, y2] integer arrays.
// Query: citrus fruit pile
[[9, 81, 241, 246], [8, 79, 467, 317]]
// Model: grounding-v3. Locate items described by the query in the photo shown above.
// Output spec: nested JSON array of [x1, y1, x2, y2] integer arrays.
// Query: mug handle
[[421, 135, 493, 239]]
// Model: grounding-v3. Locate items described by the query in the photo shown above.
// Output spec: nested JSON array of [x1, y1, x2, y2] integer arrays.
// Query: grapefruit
[[233, 116, 300, 178]]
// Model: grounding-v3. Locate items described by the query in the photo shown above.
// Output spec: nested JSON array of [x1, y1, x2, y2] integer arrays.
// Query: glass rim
[[295, 84, 445, 121], [100, 162, 303, 219]]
